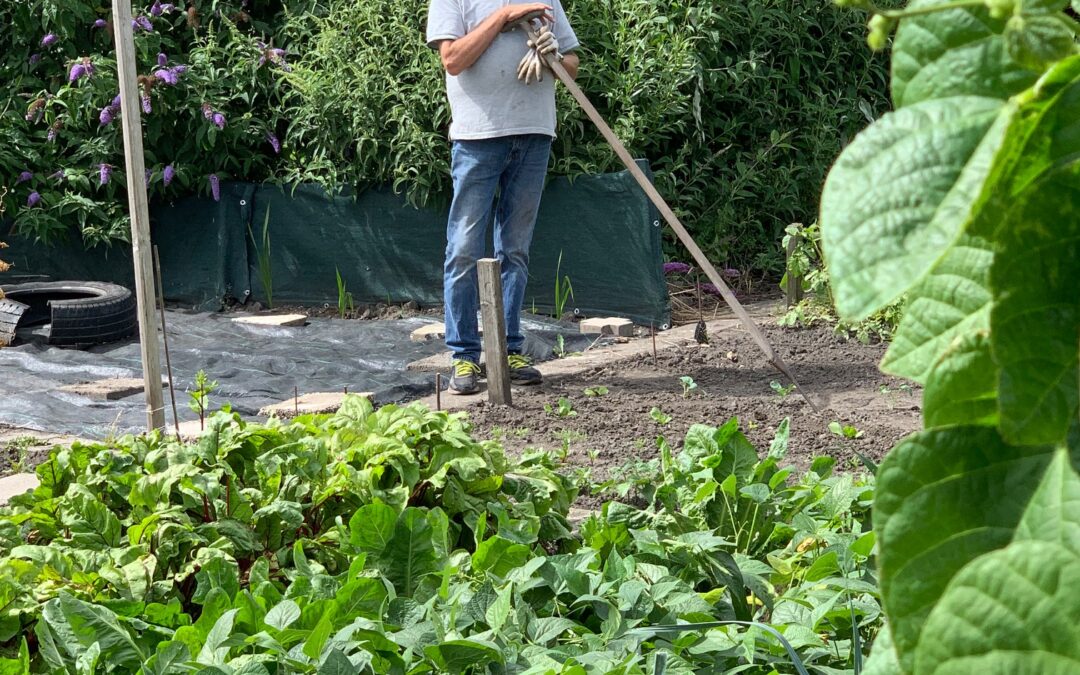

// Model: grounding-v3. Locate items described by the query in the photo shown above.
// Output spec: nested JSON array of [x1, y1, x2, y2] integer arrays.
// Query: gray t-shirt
[[426, 0, 579, 141]]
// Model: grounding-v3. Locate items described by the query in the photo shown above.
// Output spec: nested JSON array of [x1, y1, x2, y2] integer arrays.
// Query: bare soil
[[464, 324, 921, 498]]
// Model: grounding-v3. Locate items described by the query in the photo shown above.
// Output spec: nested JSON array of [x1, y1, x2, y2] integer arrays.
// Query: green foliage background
[[1, 0, 889, 271]]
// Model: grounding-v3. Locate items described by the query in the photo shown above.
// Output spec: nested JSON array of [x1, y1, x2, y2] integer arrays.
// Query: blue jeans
[[444, 134, 552, 364]]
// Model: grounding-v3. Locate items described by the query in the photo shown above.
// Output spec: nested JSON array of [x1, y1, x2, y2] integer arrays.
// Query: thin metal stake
[[152, 246, 181, 440]]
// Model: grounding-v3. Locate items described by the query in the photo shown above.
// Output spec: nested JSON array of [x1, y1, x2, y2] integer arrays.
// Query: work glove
[[516, 22, 561, 84]]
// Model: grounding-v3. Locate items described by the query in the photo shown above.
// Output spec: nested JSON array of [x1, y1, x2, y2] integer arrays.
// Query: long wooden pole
[[112, 0, 166, 431], [524, 23, 820, 411]]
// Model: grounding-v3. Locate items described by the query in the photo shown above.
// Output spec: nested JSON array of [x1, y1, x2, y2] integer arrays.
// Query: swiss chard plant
[[821, 0, 1080, 671]]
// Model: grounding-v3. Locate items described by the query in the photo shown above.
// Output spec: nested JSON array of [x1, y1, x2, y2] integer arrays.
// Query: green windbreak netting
[[1, 163, 670, 325]]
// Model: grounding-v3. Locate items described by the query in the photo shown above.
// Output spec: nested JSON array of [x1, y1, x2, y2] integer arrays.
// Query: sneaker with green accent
[[449, 359, 482, 395], [508, 353, 542, 385]]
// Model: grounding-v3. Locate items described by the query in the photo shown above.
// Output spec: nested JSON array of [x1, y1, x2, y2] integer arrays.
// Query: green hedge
[[0, 0, 888, 271]]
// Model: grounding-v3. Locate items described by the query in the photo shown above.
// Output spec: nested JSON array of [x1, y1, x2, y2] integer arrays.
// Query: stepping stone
[[410, 322, 481, 342], [232, 314, 308, 327], [258, 391, 373, 418], [579, 317, 634, 337], [60, 377, 169, 401], [0, 473, 40, 505]]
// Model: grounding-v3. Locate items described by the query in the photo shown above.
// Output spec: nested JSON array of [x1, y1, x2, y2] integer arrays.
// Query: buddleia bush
[[1, 0, 888, 270]]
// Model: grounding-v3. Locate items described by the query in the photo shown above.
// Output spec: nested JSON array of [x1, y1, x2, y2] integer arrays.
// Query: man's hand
[[502, 3, 552, 27]]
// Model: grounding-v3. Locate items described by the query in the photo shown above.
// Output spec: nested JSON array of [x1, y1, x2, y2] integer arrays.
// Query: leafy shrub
[[0, 403, 877, 672], [1, 0, 888, 271], [820, 0, 1080, 671]]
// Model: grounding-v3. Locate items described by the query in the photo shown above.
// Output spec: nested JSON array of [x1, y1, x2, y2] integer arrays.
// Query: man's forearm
[[560, 52, 579, 80], [438, 8, 508, 76]]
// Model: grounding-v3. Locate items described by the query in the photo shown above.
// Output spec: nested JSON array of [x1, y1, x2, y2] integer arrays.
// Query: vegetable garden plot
[[0, 311, 589, 439]]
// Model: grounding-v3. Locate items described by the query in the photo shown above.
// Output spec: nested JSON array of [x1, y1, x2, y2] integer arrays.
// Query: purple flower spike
[[99, 164, 112, 185], [201, 103, 213, 120], [49, 170, 65, 181], [27, 192, 41, 208], [99, 105, 115, 126], [141, 93, 152, 114], [47, 127, 59, 142], [212, 112, 226, 130], [29, 53, 41, 65], [154, 68, 179, 85], [17, 171, 33, 185], [267, 132, 281, 154], [171, 64, 188, 74], [700, 283, 723, 298], [93, 19, 107, 28], [209, 174, 220, 202], [663, 262, 691, 275], [157, 52, 168, 67], [163, 164, 175, 186], [150, 1, 163, 16], [41, 33, 58, 47], [112, 94, 122, 108], [133, 16, 153, 31], [69, 63, 86, 83], [722, 268, 741, 280]]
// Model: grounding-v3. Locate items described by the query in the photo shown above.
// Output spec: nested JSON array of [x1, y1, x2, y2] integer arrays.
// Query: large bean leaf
[[881, 235, 994, 382], [921, 331, 999, 427], [820, 96, 1012, 320], [991, 64, 1080, 445], [892, 0, 1039, 108], [914, 447, 1080, 674], [873, 427, 1055, 671]]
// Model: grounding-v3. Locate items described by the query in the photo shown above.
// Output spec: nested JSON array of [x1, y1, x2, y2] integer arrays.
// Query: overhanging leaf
[[892, 0, 1039, 107], [873, 426, 1055, 671], [922, 331, 999, 428], [820, 96, 1012, 320], [881, 234, 994, 382], [991, 144, 1080, 444]]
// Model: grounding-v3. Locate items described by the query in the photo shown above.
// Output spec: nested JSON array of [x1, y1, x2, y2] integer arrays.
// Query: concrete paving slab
[[259, 391, 373, 418], [0, 473, 39, 505], [60, 377, 169, 401], [580, 317, 635, 337], [232, 314, 308, 327], [410, 322, 481, 343]]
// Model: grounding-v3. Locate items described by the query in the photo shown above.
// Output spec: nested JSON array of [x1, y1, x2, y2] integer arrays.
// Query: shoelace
[[453, 360, 481, 377], [507, 354, 532, 370]]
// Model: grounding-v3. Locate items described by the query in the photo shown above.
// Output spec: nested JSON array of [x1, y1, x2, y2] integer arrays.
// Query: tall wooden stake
[[113, 0, 165, 431], [477, 259, 512, 406]]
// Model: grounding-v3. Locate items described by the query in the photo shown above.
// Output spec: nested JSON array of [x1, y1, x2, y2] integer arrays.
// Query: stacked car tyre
[[0, 281, 138, 347]]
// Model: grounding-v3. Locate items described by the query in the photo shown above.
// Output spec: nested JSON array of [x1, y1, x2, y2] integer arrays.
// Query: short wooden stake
[[785, 228, 804, 308], [651, 323, 657, 360], [294, 386, 299, 416], [477, 259, 512, 406], [152, 246, 180, 440], [113, 0, 165, 432], [435, 373, 442, 411]]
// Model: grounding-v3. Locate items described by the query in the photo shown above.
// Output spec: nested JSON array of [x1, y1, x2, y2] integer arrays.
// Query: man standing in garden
[[426, 0, 580, 395]]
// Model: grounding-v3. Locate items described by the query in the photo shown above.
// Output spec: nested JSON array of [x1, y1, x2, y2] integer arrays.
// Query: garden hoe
[[514, 14, 823, 411]]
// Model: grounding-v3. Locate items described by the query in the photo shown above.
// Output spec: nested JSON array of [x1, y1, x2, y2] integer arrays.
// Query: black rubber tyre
[[0, 281, 137, 347]]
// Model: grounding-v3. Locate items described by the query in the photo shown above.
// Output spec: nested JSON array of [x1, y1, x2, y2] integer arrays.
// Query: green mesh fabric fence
[[1, 164, 670, 326]]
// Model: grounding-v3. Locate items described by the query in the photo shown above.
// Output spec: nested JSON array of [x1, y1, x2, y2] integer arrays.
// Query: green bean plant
[[821, 0, 1080, 671]]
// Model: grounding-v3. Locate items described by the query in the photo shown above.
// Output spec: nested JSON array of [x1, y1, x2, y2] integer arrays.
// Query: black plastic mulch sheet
[[0, 311, 590, 439]]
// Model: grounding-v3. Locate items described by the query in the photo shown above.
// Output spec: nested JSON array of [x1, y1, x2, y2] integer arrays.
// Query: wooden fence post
[[112, 0, 165, 431], [477, 259, 512, 406], [785, 227, 804, 308]]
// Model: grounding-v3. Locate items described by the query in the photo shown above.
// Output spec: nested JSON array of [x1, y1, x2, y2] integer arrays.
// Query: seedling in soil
[[584, 386, 609, 397], [335, 267, 355, 319], [650, 407, 672, 426], [249, 205, 273, 309], [544, 397, 577, 418], [679, 376, 698, 398], [829, 421, 863, 439], [553, 250, 574, 319], [188, 369, 218, 430], [512, 427, 530, 438], [770, 380, 797, 398], [553, 334, 566, 358]]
